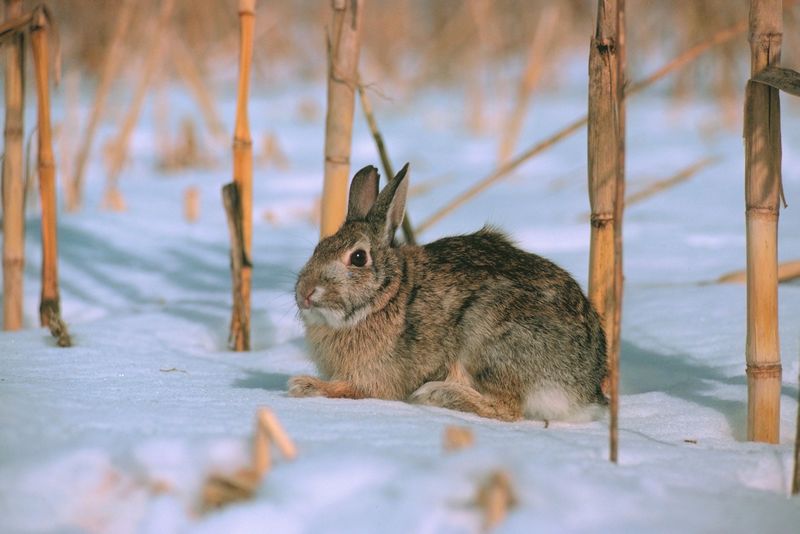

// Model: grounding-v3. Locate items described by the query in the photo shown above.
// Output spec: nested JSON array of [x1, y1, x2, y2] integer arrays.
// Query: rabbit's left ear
[[347, 165, 380, 221], [369, 163, 409, 243]]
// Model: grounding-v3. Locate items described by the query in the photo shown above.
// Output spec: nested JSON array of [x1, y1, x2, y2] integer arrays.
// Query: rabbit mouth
[[300, 303, 370, 329]]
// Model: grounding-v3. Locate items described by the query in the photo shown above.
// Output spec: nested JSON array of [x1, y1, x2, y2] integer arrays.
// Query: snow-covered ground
[[1, 74, 800, 533]]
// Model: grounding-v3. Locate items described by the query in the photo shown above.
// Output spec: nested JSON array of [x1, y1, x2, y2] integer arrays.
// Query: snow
[[1, 75, 800, 533]]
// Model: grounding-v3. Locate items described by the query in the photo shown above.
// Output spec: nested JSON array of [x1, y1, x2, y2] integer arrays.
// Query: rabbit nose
[[298, 287, 316, 309]]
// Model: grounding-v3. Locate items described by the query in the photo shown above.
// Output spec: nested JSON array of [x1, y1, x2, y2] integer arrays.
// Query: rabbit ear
[[347, 165, 380, 221], [369, 163, 409, 242]]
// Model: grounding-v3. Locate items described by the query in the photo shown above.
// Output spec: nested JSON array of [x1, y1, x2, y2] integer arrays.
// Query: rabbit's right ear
[[346, 165, 380, 221]]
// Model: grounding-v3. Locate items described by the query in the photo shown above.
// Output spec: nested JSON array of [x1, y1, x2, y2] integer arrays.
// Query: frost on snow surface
[[1, 88, 799, 533]]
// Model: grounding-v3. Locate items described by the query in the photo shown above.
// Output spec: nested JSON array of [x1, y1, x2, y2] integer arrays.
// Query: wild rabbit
[[289, 164, 607, 422]]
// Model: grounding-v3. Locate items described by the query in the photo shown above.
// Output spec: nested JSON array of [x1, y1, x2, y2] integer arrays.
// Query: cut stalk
[[222, 183, 250, 352], [227, 0, 256, 352], [103, 0, 175, 211], [356, 80, 416, 245], [31, 6, 65, 335], [68, 0, 133, 212], [744, 0, 782, 444], [2, 0, 25, 331], [416, 16, 748, 236], [587, 0, 624, 463], [320, 0, 364, 238]]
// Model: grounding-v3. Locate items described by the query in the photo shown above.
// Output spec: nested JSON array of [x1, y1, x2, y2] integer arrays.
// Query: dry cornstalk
[[415, 16, 750, 236], [227, 0, 256, 352], [587, 0, 624, 463], [203, 407, 296, 510], [476, 470, 517, 532], [443, 425, 474, 452], [625, 157, 717, 207], [744, 0, 783, 444], [171, 34, 227, 145], [67, 0, 133, 212], [222, 183, 250, 352], [497, 4, 559, 164], [320, 0, 364, 238], [719, 260, 800, 284], [2, 0, 25, 331], [31, 6, 66, 338], [184, 186, 200, 223], [103, 0, 175, 211], [752, 65, 800, 96], [356, 80, 416, 245], [0, 7, 31, 41]]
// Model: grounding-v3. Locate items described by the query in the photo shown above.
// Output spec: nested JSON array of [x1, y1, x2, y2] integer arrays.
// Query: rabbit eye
[[349, 249, 368, 267]]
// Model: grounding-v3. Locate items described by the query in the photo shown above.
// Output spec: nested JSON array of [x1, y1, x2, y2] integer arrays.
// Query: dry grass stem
[[751, 65, 800, 96], [625, 157, 717, 207], [744, 0, 783, 444], [356, 80, 416, 245], [227, 0, 256, 352], [2, 0, 26, 331], [717, 260, 800, 284], [416, 15, 747, 236], [257, 408, 298, 461], [443, 426, 475, 452], [46, 308, 72, 347], [793, 355, 800, 494], [320, 0, 364, 237], [31, 5, 64, 330], [103, 0, 175, 211], [184, 186, 200, 223], [587, 0, 624, 464], [222, 183, 250, 351], [67, 0, 133, 212], [476, 470, 517, 532]]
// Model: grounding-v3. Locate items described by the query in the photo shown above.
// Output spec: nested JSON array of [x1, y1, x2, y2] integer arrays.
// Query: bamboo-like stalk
[[320, 0, 364, 238], [497, 5, 559, 164], [67, 0, 133, 212], [103, 0, 175, 211], [30, 6, 61, 328], [744, 0, 783, 444], [356, 80, 416, 245], [415, 17, 748, 236], [588, 0, 624, 463], [2, 0, 25, 331], [223, 183, 250, 352], [227, 0, 256, 352]]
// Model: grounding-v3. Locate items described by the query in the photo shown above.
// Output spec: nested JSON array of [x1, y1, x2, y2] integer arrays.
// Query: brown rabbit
[[289, 164, 607, 422]]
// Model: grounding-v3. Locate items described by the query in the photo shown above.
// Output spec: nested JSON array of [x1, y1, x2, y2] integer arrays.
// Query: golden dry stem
[[443, 426, 475, 452], [31, 6, 62, 329], [228, 0, 256, 352], [202, 406, 296, 511], [103, 0, 174, 210], [717, 260, 800, 284], [416, 14, 747, 237], [320, 0, 364, 238], [356, 80, 416, 245], [2, 0, 26, 331], [476, 470, 517, 532], [67, 0, 133, 212], [184, 186, 200, 223], [744, 0, 783, 444], [587, 0, 625, 463], [222, 183, 250, 351]]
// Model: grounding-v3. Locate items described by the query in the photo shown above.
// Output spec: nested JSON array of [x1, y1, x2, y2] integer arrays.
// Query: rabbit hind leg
[[409, 381, 522, 422]]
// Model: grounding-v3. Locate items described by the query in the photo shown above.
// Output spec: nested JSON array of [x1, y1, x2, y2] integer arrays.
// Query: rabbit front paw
[[287, 375, 326, 397]]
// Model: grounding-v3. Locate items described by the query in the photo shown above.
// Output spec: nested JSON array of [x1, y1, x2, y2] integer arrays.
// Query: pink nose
[[298, 287, 316, 309]]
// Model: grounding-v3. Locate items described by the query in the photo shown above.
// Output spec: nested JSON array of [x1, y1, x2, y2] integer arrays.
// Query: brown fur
[[289, 165, 607, 422]]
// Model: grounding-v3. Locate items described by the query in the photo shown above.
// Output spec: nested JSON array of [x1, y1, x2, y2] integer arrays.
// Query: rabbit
[[288, 164, 607, 422]]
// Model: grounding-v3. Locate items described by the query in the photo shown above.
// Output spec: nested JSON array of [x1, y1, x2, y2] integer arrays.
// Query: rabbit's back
[[407, 227, 607, 418]]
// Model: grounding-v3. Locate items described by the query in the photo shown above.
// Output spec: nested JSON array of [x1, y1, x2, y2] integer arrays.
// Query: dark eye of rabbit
[[349, 249, 367, 267]]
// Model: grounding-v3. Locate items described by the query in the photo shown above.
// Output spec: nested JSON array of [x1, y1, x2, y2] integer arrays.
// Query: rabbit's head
[[296, 164, 409, 329]]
